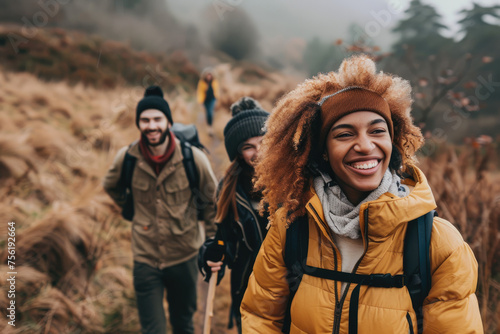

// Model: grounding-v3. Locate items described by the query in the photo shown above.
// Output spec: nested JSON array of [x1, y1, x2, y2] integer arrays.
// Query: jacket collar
[[128, 137, 184, 181], [306, 166, 437, 241]]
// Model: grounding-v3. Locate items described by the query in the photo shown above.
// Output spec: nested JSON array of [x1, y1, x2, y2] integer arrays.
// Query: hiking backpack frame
[[283, 210, 436, 334]]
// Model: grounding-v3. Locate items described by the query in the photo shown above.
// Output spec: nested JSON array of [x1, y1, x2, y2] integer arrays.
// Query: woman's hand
[[207, 260, 224, 272], [198, 238, 226, 284]]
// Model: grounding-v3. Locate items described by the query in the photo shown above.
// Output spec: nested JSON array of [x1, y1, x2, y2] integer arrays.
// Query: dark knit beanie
[[224, 97, 270, 161], [136, 86, 173, 127]]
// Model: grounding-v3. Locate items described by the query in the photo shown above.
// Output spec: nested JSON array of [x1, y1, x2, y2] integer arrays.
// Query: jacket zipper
[[236, 193, 264, 242], [236, 192, 264, 242], [332, 207, 370, 334], [235, 220, 254, 251], [234, 194, 262, 293], [233, 238, 240, 262], [307, 203, 342, 334], [236, 254, 252, 294]]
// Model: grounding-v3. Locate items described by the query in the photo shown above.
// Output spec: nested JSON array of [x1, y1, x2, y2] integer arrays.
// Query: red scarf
[[139, 131, 176, 175]]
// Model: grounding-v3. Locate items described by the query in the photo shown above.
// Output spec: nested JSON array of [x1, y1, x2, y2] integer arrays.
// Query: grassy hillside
[[0, 25, 199, 90], [0, 26, 498, 333], [0, 26, 297, 333]]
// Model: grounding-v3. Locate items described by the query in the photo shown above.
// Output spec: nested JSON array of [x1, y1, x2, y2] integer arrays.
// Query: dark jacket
[[201, 178, 268, 328]]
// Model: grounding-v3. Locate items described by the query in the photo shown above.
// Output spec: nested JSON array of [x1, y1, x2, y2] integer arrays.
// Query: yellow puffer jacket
[[241, 167, 483, 333], [197, 79, 219, 104]]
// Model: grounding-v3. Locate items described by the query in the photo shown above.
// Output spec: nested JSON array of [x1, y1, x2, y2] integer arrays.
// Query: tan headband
[[318, 87, 393, 150]]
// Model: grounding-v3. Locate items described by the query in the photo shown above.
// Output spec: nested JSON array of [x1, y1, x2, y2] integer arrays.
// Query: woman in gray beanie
[[198, 97, 270, 333]]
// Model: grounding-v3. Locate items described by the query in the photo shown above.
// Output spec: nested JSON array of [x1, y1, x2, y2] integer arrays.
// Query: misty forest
[[0, 0, 499, 333]]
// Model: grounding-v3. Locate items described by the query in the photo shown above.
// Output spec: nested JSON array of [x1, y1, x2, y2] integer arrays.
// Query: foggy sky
[[169, 0, 399, 50], [168, 0, 500, 50]]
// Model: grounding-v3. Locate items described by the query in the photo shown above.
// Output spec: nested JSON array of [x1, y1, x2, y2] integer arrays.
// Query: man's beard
[[142, 128, 169, 147]]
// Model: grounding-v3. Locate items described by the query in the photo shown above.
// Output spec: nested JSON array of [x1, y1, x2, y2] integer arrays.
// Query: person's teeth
[[351, 161, 378, 169]]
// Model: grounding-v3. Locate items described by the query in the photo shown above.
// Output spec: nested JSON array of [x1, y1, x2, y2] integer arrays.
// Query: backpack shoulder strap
[[178, 139, 203, 220], [281, 210, 435, 334], [179, 140, 199, 190], [122, 152, 137, 190], [282, 215, 309, 333], [404, 210, 436, 333], [118, 142, 137, 221]]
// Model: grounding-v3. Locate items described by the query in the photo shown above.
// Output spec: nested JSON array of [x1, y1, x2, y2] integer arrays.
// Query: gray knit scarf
[[313, 168, 409, 239]]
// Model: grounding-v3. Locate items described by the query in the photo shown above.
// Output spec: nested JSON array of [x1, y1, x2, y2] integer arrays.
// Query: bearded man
[[103, 86, 217, 334]]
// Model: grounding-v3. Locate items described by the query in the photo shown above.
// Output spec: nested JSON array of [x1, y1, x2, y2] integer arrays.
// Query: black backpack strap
[[282, 215, 309, 334], [282, 211, 435, 334], [404, 210, 435, 333], [119, 139, 204, 221], [179, 139, 204, 220], [118, 143, 137, 221], [299, 263, 405, 334], [179, 140, 199, 190]]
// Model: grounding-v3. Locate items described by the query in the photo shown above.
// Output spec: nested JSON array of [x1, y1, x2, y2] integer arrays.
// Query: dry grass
[[418, 144, 500, 333], [0, 58, 295, 333]]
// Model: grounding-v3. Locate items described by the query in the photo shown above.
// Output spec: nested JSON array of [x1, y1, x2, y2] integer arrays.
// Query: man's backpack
[[118, 123, 208, 221], [283, 210, 436, 334]]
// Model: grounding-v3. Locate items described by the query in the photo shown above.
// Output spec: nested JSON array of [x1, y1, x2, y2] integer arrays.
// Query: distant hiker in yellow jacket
[[197, 68, 219, 135], [241, 55, 483, 333]]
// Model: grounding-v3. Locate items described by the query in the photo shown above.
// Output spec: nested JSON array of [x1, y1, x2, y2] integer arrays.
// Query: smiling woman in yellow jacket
[[240, 55, 483, 334]]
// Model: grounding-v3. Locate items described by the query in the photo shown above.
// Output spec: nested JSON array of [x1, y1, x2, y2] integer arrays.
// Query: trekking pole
[[203, 239, 224, 334], [203, 270, 218, 334]]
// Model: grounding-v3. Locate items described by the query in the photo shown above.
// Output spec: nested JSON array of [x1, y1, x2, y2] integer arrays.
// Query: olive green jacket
[[103, 138, 217, 269]]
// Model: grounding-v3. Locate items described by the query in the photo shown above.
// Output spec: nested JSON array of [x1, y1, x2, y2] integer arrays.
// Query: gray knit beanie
[[224, 97, 270, 161]]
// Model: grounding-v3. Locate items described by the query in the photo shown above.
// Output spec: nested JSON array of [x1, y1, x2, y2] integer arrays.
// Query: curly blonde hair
[[254, 55, 424, 225]]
